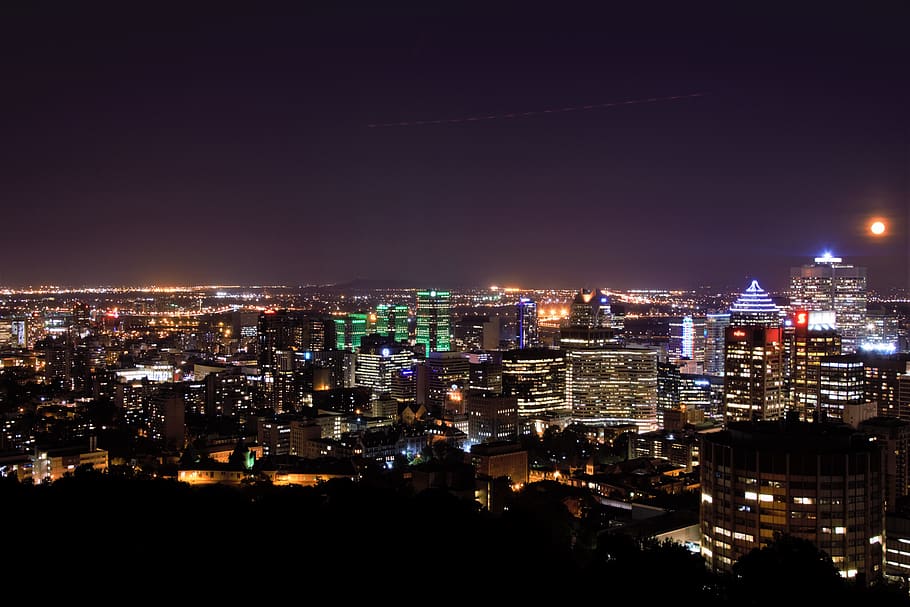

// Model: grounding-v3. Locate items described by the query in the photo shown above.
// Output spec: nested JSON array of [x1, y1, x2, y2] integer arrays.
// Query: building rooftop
[[706, 420, 879, 453]]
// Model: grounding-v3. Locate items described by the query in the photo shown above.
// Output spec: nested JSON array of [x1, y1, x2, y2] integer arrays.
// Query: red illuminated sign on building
[[795, 311, 808, 326]]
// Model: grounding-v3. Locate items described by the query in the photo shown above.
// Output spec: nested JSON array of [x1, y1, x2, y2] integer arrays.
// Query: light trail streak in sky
[[367, 92, 707, 128]]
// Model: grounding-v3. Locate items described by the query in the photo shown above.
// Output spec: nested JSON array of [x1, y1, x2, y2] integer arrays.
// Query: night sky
[[2, 3, 907, 292]]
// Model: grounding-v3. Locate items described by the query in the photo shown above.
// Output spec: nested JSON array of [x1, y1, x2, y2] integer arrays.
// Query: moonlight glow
[[870, 221, 886, 235]]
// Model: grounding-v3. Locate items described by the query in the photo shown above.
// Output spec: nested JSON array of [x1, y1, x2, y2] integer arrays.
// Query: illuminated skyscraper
[[857, 416, 910, 513], [700, 420, 884, 580], [559, 290, 618, 350], [468, 352, 503, 394], [789, 310, 841, 421], [790, 252, 867, 354], [723, 325, 785, 423], [334, 313, 368, 351], [501, 347, 569, 419], [354, 338, 415, 400], [818, 355, 865, 423], [668, 315, 706, 370], [375, 303, 410, 342], [729, 279, 780, 327], [863, 307, 901, 354], [722, 280, 786, 423], [704, 313, 731, 376], [421, 351, 469, 412], [452, 314, 499, 351], [568, 288, 613, 328], [516, 297, 539, 348], [415, 289, 451, 355], [567, 344, 658, 432]]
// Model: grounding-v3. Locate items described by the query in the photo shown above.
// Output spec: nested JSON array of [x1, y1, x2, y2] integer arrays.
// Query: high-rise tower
[[668, 315, 706, 370], [704, 313, 731, 376], [415, 289, 451, 355], [722, 280, 785, 423], [723, 325, 785, 423], [516, 297, 539, 349], [790, 252, 867, 354], [729, 279, 780, 327], [789, 310, 841, 421]]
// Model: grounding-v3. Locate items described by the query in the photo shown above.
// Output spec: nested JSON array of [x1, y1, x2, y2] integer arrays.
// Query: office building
[[354, 338, 415, 400], [704, 313, 731, 376], [516, 297, 539, 348], [668, 315, 706, 370], [567, 344, 659, 432], [723, 325, 785, 423], [466, 392, 519, 445], [700, 420, 885, 579], [334, 313, 368, 351], [886, 512, 910, 582], [470, 441, 528, 484], [790, 310, 841, 421], [790, 252, 867, 353], [375, 303, 410, 343], [635, 429, 700, 472], [657, 360, 681, 413], [858, 417, 910, 513], [421, 350, 470, 412], [818, 355, 865, 423], [415, 289, 451, 355], [862, 307, 901, 354], [452, 314, 499, 351], [859, 352, 910, 419], [468, 353, 503, 394], [256, 415, 294, 457], [568, 288, 613, 328], [729, 279, 780, 327], [679, 373, 725, 423], [501, 347, 569, 419]]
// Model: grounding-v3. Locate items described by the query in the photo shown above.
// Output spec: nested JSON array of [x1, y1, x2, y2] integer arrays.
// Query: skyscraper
[[729, 279, 780, 327], [415, 289, 451, 355], [700, 420, 884, 580], [790, 310, 842, 422], [501, 347, 569, 419], [559, 288, 619, 350], [723, 325, 785, 423], [668, 315, 706, 370], [375, 303, 410, 343], [421, 350, 469, 413], [568, 288, 613, 328], [723, 280, 785, 423], [818, 355, 865, 423], [790, 252, 867, 354], [333, 313, 368, 351], [354, 338, 415, 400], [704, 313, 731, 376], [567, 344, 658, 432], [516, 297, 539, 349]]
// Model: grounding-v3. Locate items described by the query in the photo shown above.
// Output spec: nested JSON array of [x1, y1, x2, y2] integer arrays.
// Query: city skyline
[[2, 4, 907, 291]]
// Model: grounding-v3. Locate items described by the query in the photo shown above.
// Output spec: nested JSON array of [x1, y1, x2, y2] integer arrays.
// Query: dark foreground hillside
[[3, 470, 909, 606]]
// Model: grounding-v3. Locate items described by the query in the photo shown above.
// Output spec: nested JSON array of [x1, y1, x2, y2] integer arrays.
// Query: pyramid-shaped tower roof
[[729, 279, 780, 327]]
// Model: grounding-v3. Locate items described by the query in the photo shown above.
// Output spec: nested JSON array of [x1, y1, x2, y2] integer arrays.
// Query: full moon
[[870, 220, 886, 235]]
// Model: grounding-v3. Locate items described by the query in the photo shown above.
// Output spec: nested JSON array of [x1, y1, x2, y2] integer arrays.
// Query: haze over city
[[2, 3, 907, 292]]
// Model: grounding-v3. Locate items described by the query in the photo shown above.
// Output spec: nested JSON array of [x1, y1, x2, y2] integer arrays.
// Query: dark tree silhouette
[[730, 532, 845, 603]]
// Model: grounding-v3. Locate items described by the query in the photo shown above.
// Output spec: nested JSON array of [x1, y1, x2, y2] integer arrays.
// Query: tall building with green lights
[[416, 289, 451, 355], [334, 313, 368, 351], [375, 304, 410, 342]]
